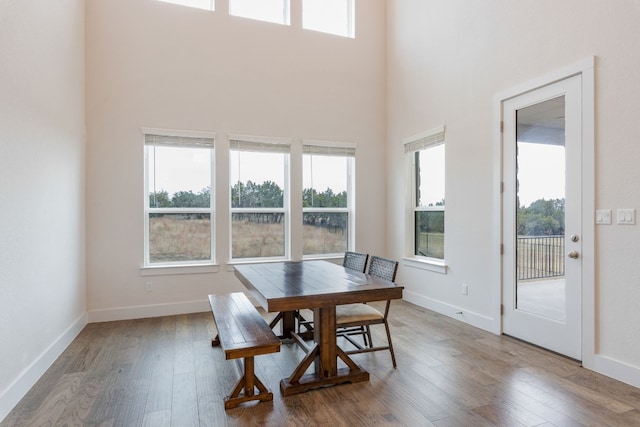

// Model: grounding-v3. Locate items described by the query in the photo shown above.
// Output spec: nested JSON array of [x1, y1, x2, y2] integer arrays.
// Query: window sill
[[140, 263, 219, 276], [402, 257, 448, 274], [224, 256, 342, 272], [225, 258, 288, 272], [302, 255, 343, 262]]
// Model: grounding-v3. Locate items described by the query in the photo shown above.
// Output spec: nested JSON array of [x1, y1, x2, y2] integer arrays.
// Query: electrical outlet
[[462, 283, 468, 295], [145, 282, 153, 292]]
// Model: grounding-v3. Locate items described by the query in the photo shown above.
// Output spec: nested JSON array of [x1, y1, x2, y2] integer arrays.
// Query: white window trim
[[141, 128, 216, 272], [403, 125, 445, 153], [303, 138, 356, 150], [229, 134, 292, 146], [301, 139, 356, 258], [228, 0, 291, 26], [140, 263, 219, 276], [404, 126, 448, 272], [403, 256, 447, 275], [347, 0, 355, 38], [229, 135, 291, 262], [157, 0, 214, 12], [284, 0, 291, 25], [143, 127, 217, 141], [302, 0, 355, 39]]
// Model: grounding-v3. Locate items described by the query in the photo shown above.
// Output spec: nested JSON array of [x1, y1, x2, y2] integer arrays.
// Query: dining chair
[[343, 251, 369, 273], [296, 251, 369, 335], [335, 255, 399, 368]]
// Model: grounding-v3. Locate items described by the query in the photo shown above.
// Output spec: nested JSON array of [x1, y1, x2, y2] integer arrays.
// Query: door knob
[[568, 251, 580, 259]]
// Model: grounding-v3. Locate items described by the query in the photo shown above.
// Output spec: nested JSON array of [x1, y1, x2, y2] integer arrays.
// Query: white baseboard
[[88, 300, 210, 323], [403, 290, 499, 334], [590, 354, 640, 389], [0, 313, 87, 423], [404, 292, 640, 389]]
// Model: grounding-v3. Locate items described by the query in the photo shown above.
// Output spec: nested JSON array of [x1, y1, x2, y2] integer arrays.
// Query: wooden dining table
[[233, 260, 404, 396]]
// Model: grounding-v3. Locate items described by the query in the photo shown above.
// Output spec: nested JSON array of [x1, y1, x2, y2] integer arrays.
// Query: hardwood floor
[[3, 301, 640, 426]]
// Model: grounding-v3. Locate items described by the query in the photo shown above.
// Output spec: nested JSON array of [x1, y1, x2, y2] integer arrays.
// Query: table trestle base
[[280, 367, 369, 396]]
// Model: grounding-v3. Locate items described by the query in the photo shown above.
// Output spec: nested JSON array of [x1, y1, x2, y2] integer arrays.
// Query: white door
[[502, 75, 582, 360]]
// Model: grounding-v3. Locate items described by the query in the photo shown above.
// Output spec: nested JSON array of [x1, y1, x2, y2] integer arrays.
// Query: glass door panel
[[515, 96, 566, 322]]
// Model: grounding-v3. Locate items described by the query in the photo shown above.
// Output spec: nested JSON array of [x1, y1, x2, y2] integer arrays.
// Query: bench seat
[[209, 292, 281, 409]]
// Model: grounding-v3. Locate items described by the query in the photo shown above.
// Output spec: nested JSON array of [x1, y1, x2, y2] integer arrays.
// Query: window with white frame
[[405, 126, 445, 260], [230, 136, 290, 260], [229, 0, 290, 25], [144, 130, 215, 266], [302, 141, 355, 256], [303, 0, 354, 38], [158, 0, 214, 11]]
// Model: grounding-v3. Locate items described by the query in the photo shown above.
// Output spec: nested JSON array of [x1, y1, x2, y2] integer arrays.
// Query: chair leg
[[349, 326, 367, 347], [365, 325, 373, 348], [383, 321, 397, 368]]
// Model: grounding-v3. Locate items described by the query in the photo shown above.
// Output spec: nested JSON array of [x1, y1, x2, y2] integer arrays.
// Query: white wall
[[386, 0, 640, 386], [85, 0, 387, 320], [2, 1, 640, 420], [0, 0, 86, 420]]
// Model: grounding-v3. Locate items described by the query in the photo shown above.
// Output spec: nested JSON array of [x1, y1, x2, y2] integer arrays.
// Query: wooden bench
[[208, 292, 281, 409]]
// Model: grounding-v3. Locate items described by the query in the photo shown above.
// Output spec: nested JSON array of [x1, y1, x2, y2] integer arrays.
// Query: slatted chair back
[[343, 251, 369, 273], [367, 256, 398, 282], [336, 255, 400, 367]]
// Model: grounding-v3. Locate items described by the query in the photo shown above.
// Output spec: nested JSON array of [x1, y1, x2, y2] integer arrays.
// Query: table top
[[234, 260, 404, 313]]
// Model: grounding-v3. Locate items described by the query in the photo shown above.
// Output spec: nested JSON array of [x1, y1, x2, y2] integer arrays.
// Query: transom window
[[229, 0, 290, 25], [230, 136, 290, 260], [157, 0, 357, 38], [303, 0, 354, 38], [157, 0, 214, 11], [143, 130, 215, 266], [302, 141, 355, 256], [405, 127, 445, 260]]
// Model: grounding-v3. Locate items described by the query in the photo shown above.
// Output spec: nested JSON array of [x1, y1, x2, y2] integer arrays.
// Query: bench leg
[[224, 356, 274, 410]]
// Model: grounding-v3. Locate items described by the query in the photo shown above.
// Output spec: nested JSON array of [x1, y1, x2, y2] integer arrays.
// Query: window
[[302, 141, 355, 256], [405, 126, 445, 260], [303, 0, 354, 38], [230, 136, 290, 260], [229, 0, 290, 25], [158, 0, 214, 11], [143, 130, 215, 266]]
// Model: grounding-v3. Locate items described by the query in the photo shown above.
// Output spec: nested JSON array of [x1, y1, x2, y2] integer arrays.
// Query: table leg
[[281, 311, 296, 339], [280, 306, 369, 396], [314, 306, 338, 377], [269, 311, 296, 340]]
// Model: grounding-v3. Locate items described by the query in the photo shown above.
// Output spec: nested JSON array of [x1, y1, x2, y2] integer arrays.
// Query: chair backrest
[[343, 251, 369, 273], [367, 256, 398, 282]]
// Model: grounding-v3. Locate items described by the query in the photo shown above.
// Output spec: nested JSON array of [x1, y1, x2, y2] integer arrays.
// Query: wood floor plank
[[3, 300, 640, 427], [142, 409, 171, 427], [20, 372, 85, 426], [171, 371, 199, 427], [507, 368, 627, 426], [523, 365, 635, 414], [566, 368, 640, 409], [84, 363, 133, 424]]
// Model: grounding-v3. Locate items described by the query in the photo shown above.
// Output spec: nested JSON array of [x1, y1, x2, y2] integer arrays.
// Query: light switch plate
[[617, 208, 635, 225], [596, 209, 612, 225]]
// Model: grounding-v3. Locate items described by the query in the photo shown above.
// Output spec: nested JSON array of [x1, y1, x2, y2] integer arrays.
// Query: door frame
[[502, 76, 582, 359], [492, 57, 595, 366]]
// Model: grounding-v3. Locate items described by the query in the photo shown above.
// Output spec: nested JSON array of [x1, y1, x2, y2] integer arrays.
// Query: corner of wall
[[0, 313, 88, 423]]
